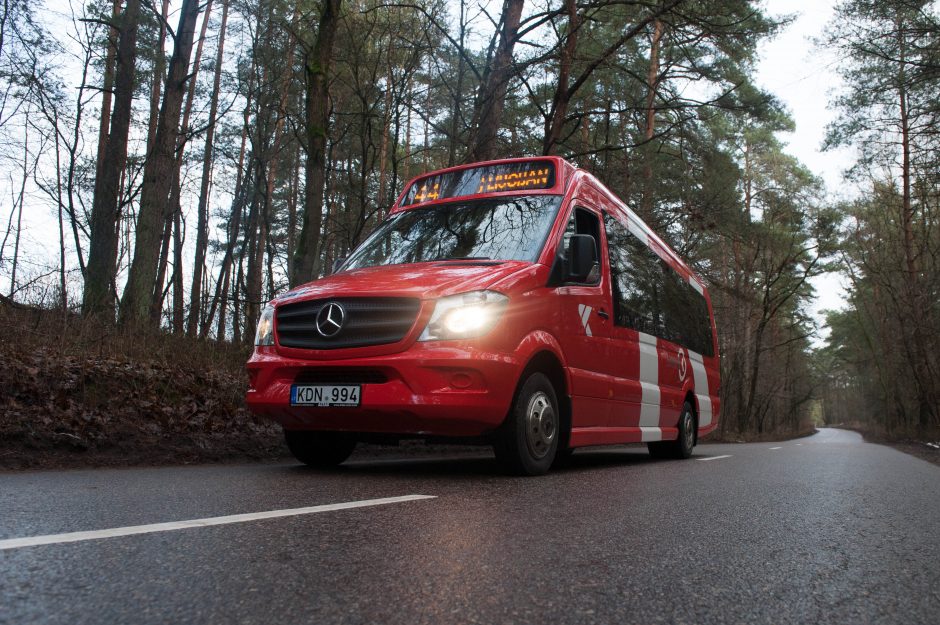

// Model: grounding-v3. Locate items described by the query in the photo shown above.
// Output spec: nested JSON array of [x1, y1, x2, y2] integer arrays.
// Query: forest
[[0, 0, 937, 445]]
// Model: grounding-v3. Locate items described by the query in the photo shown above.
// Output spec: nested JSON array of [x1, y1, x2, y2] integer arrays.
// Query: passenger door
[[554, 205, 612, 428]]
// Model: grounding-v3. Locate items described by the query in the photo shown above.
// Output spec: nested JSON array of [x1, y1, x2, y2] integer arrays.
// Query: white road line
[[698, 455, 732, 462], [796, 443, 802, 446], [0, 495, 436, 551], [769, 446, 782, 450]]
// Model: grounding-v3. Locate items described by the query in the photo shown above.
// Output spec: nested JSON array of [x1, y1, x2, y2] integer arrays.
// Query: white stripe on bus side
[[638, 332, 661, 440], [688, 350, 713, 427], [639, 427, 663, 442]]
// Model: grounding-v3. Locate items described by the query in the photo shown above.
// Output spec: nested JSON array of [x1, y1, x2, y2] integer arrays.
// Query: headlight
[[254, 304, 275, 346], [418, 291, 509, 341]]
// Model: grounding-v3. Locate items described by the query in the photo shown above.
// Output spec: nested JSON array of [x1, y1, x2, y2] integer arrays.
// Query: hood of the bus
[[276, 260, 535, 305]]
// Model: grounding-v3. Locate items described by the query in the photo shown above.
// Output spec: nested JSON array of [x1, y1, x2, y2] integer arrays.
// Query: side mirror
[[331, 257, 347, 275], [566, 234, 598, 283]]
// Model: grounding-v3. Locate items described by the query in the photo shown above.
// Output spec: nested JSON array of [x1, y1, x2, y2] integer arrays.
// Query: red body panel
[[246, 157, 721, 446]]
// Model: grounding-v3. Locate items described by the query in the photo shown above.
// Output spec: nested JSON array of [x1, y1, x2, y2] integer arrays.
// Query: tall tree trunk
[[53, 117, 67, 311], [95, 0, 121, 175], [172, 207, 184, 332], [292, 0, 343, 286], [542, 0, 579, 155], [465, 0, 524, 163], [7, 116, 28, 297], [377, 49, 394, 210], [83, 0, 142, 318], [286, 142, 301, 270], [245, 7, 299, 336], [150, 216, 172, 322], [146, 0, 170, 152], [119, 0, 202, 326], [156, 0, 214, 327], [232, 233, 245, 344], [446, 0, 468, 167], [203, 74, 254, 340], [188, 0, 229, 337], [639, 18, 664, 222], [896, 22, 937, 429]]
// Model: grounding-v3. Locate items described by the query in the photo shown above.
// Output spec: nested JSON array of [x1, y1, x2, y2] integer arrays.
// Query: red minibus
[[247, 157, 720, 475]]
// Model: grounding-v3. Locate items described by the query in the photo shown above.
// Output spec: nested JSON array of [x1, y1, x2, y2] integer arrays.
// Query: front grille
[[295, 369, 389, 384], [276, 297, 421, 350]]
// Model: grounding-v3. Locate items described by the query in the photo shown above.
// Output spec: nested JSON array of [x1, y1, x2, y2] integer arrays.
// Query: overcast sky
[[754, 0, 854, 338]]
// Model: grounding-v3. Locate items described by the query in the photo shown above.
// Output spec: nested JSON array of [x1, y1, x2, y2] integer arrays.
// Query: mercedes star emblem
[[315, 302, 346, 337]]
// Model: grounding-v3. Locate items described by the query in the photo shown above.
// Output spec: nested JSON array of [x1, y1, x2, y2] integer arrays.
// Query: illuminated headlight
[[419, 291, 509, 341], [254, 304, 275, 346]]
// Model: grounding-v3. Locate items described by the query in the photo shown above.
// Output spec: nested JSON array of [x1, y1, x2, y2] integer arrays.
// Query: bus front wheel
[[494, 372, 560, 476]]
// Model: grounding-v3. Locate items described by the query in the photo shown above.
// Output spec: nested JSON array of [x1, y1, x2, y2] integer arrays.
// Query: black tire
[[285, 430, 357, 468], [494, 372, 560, 476], [646, 401, 696, 459]]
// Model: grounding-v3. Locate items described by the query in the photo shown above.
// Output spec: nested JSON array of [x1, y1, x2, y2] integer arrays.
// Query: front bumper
[[245, 344, 522, 437]]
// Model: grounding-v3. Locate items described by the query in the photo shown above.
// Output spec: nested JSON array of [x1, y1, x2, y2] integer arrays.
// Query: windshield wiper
[[436, 256, 492, 261]]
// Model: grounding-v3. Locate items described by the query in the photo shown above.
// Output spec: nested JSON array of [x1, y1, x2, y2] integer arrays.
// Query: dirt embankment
[[0, 304, 285, 471]]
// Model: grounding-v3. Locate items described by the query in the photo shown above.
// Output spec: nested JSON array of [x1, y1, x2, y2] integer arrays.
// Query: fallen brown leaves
[[0, 304, 285, 470]]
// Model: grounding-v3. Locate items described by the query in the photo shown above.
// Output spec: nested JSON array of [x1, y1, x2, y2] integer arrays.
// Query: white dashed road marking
[[0, 495, 436, 551], [698, 455, 732, 462], [770, 447, 782, 450]]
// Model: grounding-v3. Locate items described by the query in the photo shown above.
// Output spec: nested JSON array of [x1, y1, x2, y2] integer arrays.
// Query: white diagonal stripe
[[687, 349, 713, 427], [0, 495, 437, 551], [637, 332, 660, 428]]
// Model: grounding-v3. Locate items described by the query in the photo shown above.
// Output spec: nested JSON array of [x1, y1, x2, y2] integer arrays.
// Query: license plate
[[291, 385, 361, 407]]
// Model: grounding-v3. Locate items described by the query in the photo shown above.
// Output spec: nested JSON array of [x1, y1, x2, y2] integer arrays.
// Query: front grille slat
[[276, 297, 421, 350]]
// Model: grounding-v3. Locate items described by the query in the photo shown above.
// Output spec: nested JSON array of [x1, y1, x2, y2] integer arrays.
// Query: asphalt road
[[2, 428, 938, 625]]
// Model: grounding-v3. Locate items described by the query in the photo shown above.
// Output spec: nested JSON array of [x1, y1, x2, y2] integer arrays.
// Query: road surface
[[2, 428, 938, 624]]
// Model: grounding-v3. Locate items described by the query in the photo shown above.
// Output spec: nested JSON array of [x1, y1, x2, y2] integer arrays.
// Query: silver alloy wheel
[[524, 391, 557, 459], [682, 410, 694, 451]]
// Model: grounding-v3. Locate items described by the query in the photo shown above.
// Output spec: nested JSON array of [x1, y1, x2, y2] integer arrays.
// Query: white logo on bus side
[[577, 304, 593, 337], [678, 350, 688, 382]]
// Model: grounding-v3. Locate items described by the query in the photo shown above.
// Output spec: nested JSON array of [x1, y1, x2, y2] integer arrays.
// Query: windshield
[[343, 195, 563, 270]]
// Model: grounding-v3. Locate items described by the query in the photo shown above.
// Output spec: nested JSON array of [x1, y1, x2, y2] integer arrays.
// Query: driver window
[[560, 207, 601, 285]]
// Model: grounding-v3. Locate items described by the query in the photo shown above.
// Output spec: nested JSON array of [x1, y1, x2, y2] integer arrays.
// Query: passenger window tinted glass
[[605, 214, 713, 356]]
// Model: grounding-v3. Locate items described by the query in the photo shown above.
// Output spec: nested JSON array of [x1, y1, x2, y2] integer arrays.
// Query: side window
[[605, 213, 713, 355], [605, 215, 663, 335], [661, 272, 714, 356], [560, 207, 601, 285]]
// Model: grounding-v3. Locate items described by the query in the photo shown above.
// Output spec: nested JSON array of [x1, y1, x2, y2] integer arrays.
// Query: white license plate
[[291, 384, 361, 407]]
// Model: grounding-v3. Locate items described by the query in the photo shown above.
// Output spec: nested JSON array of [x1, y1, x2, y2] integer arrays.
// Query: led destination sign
[[402, 161, 556, 206]]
